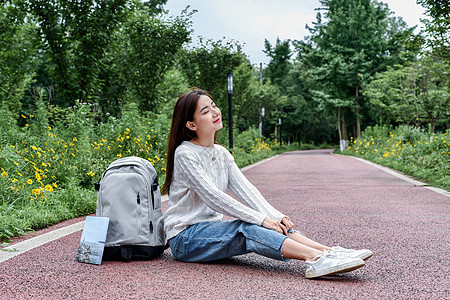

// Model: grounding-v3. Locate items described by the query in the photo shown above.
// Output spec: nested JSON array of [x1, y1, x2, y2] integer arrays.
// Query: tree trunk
[[274, 125, 277, 142], [337, 107, 342, 141], [342, 113, 348, 140], [355, 85, 361, 138]]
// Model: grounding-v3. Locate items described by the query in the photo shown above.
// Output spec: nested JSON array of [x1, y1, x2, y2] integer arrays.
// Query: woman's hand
[[262, 217, 288, 235], [281, 216, 294, 231]]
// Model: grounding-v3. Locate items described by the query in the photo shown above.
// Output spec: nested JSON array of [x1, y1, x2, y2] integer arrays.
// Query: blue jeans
[[168, 220, 290, 262]]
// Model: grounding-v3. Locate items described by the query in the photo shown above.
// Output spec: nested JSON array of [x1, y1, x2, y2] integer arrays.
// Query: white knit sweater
[[164, 141, 285, 240]]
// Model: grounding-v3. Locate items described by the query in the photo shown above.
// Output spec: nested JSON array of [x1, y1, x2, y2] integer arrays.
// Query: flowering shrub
[[231, 127, 274, 167], [0, 100, 170, 240]]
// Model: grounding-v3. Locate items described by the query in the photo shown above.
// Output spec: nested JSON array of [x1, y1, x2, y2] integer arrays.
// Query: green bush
[[0, 99, 169, 240]]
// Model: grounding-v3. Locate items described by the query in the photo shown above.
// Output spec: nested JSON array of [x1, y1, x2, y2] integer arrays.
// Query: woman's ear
[[186, 121, 196, 131]]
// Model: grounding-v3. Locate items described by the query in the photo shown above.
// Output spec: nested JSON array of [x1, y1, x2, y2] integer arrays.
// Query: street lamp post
[[278, 117, 282, 144], [227, 73, 233, 149], [261, 106, 265, 137]]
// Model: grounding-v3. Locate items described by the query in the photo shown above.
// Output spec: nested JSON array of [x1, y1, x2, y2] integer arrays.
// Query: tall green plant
[[0, 0, 40, 115], [364, 60, 449, 132], [178, 38, 246, 115], [110, 7, 193, 112], [417, 0, 449, 63], [28, 0, 129, 106], [263, 38, 293, 92], [302, 0, 413, 138]]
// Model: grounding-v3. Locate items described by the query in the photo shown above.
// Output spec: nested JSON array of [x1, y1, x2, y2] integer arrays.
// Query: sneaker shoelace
[[315, 250, 338, 260], [332, 246, 348, 252]]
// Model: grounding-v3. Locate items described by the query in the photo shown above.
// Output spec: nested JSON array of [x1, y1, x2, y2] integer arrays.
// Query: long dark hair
[[162, 89, 216, 194]]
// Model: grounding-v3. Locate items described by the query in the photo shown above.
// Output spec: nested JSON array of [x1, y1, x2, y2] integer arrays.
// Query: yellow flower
[[42, 162, 47, 167], [27, 179, 33, 184], [1, 171, 8, 176], [73, 137, 78, 142], [53, 182, 58, 188], [45, 185, 54, 192], [47, 126, 52, 130], [21, 114, 26, 118], [32, 189, 41, 195], [87, 171, 95, 177], [14, 162, 19, 166]]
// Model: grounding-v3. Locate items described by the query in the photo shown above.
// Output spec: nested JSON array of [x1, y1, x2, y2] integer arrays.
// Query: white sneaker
[[331, 246, 373, 261], [305, 250, 365, 279]]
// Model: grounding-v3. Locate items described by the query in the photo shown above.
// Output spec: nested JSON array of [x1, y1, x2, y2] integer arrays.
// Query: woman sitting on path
[[162, 89, 373, 279]]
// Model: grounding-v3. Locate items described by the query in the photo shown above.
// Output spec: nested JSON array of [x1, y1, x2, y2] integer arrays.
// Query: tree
[[143, 0, 168, 15], [285, 47, 342, 144], [417, 0, 449, 62], [106, 6, 193, 113], [299, 0, 412, 139], [0, 0, 40, 115], [178, 38, 246, 125], [365, 60, 449, 133], [263, 38, 292, 91], [28, 0, 129, 106]]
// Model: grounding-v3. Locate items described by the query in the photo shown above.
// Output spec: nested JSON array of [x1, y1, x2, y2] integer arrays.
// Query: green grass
[[338, 125, 449, 191]]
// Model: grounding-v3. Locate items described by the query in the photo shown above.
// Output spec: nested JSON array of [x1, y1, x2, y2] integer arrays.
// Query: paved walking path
[[1, 150, 449, 299]]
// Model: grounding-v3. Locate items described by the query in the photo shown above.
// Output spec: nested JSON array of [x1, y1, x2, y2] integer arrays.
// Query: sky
[[163, 0, 427, 65]]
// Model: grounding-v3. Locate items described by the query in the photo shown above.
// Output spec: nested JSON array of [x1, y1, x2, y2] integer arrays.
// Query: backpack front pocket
[[101, 173, 149, 245]]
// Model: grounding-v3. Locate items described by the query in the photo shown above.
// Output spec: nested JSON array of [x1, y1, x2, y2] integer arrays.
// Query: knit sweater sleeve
[[227, 154, 285, 222], [176, 149, 266, 226]]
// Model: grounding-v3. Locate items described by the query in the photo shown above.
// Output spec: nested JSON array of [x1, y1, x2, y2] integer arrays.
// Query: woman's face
[[188, 95, 222, 138]]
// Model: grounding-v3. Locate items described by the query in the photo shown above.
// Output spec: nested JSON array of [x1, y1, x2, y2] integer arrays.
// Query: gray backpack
[[95, 156, 165, 261]]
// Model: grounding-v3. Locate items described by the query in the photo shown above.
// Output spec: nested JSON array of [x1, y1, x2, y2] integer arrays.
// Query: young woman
[[162, 89, 372, 279]]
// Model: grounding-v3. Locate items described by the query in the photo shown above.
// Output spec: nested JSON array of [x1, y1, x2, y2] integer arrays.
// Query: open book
[[75, 216, 109, 265]]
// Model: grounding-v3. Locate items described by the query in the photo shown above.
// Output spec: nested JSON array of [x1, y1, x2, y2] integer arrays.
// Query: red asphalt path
[[1, 150, 449, 299]]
